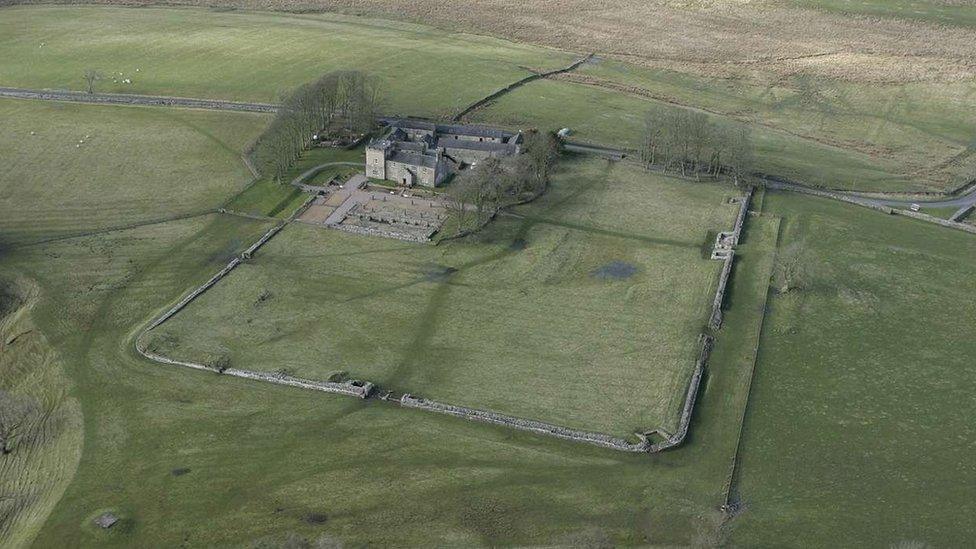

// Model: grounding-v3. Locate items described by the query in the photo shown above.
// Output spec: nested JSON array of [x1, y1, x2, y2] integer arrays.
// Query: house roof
[[385, 118, 518, 140], [388, 149, 440, 169], [436, 138, 519, 154]]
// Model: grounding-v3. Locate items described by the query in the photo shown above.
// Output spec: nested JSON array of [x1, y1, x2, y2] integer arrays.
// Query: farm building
[[366, 119, 522, 187]]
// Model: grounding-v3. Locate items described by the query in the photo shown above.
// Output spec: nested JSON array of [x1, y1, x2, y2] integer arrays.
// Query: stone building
[[366, 119, 522, 187]]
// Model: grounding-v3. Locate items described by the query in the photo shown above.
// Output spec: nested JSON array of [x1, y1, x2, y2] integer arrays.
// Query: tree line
[[445, 130, 560, 235], [249, 71, 381, 184], [638, 106, 754, 184]]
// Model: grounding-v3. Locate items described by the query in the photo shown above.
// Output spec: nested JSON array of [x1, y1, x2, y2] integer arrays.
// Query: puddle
[[591, 261, 638, 280], [424, 264, 458, 282]]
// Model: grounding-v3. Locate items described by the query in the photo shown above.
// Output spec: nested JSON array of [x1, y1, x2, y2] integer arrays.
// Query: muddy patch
[[304, 512, 328, 524], [171, 467, 191, 477], [424, 264, 457, 282], [591, 261, 638, 280], [509, 238, 527, 251]]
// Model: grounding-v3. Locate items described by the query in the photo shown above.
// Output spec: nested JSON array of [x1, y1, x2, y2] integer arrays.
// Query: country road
[[763, 178, 976, 209], [0, 86, 277, 112], [3, 84, 973, 220]]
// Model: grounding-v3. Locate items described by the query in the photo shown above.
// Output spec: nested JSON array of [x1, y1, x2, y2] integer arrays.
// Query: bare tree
[[83, 69, 102, 94], [445, 176, 474, 234], [0, 390, 39, 455], [774, 239, 811, 293], [726, 126, 755, 186]]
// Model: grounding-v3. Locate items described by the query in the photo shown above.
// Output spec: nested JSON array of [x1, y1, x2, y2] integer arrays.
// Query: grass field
[[3, 3, 976, 545], [791, 0, 976, 28], [471, 78, 930, 192], [566, 60, 976, 191], [0, 98, 264, 246], [35, 0, 970, 84], [0, 278, 84, 548], [150, 157, 737, 436], [0, 166, 779, 546], [0, 6, 574, 115], [0, 92, 785, 545], [225, 147, 365, 218], [5, 5, 974, 194], [729, 193, 976, 547]]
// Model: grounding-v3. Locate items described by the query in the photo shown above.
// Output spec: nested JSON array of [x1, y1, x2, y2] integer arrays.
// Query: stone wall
[[398, 395, 652, 452], [135, 190, 726, 454], [709, 189, 752, 330], [949, 205, 974, 223], [648, 334, 712, 452], [333, 223, 431, 243], [137, 348, 372, 398], [892, 208, 976, 234], [452, 54, 594, 121]]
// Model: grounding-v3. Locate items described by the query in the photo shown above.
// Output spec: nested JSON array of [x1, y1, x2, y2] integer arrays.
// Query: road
[[4, 84, 972, 218], [763, 178, 976, 209], [0, 86, 277, 112]]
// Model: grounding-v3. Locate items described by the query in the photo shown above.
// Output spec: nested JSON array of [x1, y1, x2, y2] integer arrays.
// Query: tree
[[726, 125, 755, 186], [518, 130, 559, 196], [83, 69, 102, 94], [445, 174, 476, 233], [248, 70, 380, 185], [0, 390, 39, 455], [774, 239, 811, 293]]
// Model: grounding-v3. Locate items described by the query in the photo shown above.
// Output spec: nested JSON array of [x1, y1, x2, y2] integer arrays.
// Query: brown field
[[13, 0, 976, 84]]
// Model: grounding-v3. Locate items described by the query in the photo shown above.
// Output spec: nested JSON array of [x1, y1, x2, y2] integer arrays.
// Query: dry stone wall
[[398, 395, 652, 452], [452, 54, 594, 121], [648, 334, 712, 452], [134, 188, 733, 453], [709, 189, 752, 330], [0, 86, 276, 112], [892, 208, 976, 234]]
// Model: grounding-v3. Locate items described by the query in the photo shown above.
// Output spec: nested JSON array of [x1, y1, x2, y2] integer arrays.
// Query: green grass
[[0, 277, 83, 548], [150, 157, 737, 436], [730, 192, 976, 547], [0, 98, 265, 245], [0, 85, 777, 546], [579, 58, 976, 176], [226, 147, 364, 218], [913, 205, 970, 221], [0, 180, 777, 547], [0, 5, 575, 115], [472, 74, 976, 193], [788, 0, 976, 28]]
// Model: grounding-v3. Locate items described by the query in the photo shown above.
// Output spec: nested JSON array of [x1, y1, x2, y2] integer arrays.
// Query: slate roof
[[436, 138, 519, 154], [388, 149, 440, 169], [386, 118, 517, 140]]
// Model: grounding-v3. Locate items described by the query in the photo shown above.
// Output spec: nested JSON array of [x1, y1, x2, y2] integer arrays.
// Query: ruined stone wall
[[709, 189, 752, 330], [398, 395, 652, 452], [333, 223, 431, 243]]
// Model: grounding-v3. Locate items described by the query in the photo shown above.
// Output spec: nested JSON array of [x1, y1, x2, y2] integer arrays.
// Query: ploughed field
[[149, 157, 737, 436]]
